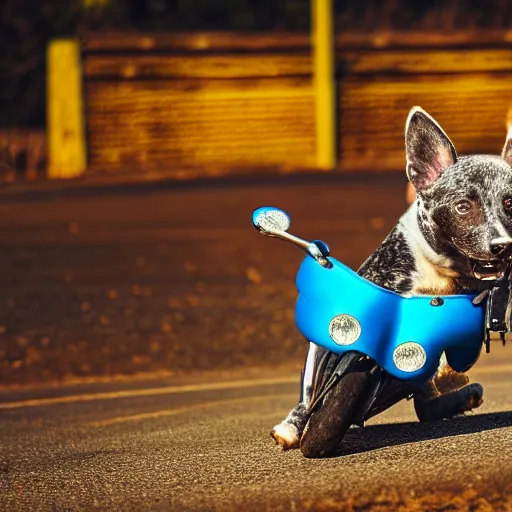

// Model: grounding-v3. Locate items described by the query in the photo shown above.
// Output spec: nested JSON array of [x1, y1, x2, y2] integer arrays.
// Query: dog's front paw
[[414, 383, 484, 422], [270, 422, 300, 451]]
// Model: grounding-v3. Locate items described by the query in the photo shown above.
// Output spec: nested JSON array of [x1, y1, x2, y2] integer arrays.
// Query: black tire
[[300, 369, 372, 459]]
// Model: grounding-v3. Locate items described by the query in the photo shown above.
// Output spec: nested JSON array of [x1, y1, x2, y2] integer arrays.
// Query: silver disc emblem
[[328, 314, 361, 346]]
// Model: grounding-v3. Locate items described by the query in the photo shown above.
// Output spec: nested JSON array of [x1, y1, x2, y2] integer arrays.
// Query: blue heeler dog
[[272, 106, 512, 449]]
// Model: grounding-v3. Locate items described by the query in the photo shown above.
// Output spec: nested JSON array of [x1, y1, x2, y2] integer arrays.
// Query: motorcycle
[[252, 205, 510, 458]]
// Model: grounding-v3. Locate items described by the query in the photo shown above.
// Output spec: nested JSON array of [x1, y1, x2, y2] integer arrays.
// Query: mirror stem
[[269, 231, 332, 268]]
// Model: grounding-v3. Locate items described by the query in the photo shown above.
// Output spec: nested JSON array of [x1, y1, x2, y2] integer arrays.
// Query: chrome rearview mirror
[[252, 206, 291, 236], [252, 206, 332, 269]]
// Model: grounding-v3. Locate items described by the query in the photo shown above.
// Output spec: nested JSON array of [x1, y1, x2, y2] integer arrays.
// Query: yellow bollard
[[311, 0, 336, 169], [406, 182, 417, 204], [47, 39, 86, 179]]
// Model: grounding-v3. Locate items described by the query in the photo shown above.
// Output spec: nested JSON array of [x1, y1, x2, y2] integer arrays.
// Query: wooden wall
[[82, 33, 315, 174], [81, 30, 512, 176]]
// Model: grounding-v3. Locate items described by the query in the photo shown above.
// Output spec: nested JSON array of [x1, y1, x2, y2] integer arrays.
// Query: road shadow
[[332, 410, 512, 458]]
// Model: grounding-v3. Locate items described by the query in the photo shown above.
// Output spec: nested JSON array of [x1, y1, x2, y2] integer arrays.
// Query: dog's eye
[[455, 200, 472, 215], [504, 197, 512, 211]]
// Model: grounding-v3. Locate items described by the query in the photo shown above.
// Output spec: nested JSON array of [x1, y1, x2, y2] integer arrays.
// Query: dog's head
[[406, 106, 512, 280]]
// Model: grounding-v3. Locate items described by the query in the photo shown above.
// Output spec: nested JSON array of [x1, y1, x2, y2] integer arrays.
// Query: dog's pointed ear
[[501, 113, 512, 166], [405, 107, 457, 192]]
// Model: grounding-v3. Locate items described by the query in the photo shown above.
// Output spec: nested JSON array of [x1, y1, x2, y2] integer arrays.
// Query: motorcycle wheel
[[300, 367, 373, 459]]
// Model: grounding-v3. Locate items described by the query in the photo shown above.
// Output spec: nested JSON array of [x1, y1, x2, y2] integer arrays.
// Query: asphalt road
[[2, 349, 512, 511]]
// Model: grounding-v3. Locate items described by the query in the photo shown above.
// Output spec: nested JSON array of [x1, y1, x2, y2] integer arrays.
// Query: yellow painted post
[[47, 39, 86, 179], [311, 0, 336, 169], [406, 182, 417, 204]]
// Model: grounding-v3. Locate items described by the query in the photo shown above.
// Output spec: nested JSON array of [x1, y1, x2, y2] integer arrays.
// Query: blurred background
[[3, 0, 511, 131], [1, 0, 512, 387]]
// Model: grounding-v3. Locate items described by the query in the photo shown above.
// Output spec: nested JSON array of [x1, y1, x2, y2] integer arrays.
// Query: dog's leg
[[414, 353, 483, 422], [417, 353, 469, 399], [271, 342, 324, 450], [431, 352, 470, 393]]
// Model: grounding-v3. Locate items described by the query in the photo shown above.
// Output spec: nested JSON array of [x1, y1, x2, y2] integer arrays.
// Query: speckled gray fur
[[360, 108, 512, 296], [357, 227, 415, 294], [271, 107, 512, 450]]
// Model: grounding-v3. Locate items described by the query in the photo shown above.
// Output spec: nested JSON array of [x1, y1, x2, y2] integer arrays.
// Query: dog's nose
[[490, 237, 512, 257]]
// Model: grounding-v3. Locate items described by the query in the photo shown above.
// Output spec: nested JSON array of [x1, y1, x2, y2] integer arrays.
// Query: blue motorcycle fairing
[[295, 255, 486, 383]]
